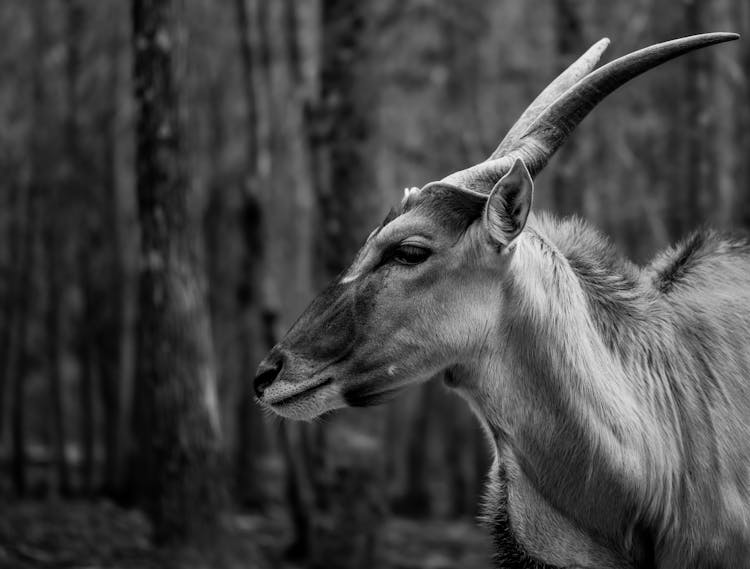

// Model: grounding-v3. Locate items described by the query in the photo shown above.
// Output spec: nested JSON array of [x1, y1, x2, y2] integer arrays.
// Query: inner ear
[[483, 158, 534, 247]]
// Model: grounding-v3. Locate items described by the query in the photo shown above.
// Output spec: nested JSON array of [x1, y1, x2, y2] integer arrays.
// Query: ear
[[483, 158, 533, 247]]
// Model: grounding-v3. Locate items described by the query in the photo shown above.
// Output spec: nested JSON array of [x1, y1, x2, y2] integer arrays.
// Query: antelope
[[255, 33, 750, 568]]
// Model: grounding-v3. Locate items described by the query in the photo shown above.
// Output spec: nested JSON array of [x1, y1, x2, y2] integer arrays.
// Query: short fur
[[259, 184, 750, 568], [467, 212, 750, 568]]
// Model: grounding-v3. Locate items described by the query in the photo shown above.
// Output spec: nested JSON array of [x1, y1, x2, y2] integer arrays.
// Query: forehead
[[340, 185, 486, 284], [392, 183, 486, 237]]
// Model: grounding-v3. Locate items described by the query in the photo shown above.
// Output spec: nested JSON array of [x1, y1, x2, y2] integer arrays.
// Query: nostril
[[254, 358, 283, 398]]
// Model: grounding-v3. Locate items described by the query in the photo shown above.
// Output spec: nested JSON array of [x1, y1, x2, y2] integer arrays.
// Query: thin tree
[[394, 384, 435, 517], [63, 0, 86, 497], [683, 0, 712, 230], [9, 0, 50, 497], [8, 174, 34, 497], [64, 0, 104, 496], [99, 5, 132, 498], [551, 0, 587, 217], [130, 0, 225, 542], [232, 0, 269, 510], [742, 0, 750, 229]]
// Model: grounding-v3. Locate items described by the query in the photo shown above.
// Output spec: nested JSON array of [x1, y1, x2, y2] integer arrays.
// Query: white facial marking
[[340, 272, 360, 284]]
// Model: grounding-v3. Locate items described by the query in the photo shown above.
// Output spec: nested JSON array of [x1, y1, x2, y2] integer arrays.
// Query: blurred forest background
[[0, 0, 748, 568]]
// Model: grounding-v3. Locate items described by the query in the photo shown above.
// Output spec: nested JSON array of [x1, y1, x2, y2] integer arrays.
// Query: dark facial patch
[[282, 266, 385, 372], [405, 184, 487, 236], [283, 279, 358, 362], [342, 381, 405, 407]]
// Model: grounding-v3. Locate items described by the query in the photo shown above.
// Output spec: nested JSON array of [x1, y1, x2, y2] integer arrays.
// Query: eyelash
[[391, 244, 431, 265]]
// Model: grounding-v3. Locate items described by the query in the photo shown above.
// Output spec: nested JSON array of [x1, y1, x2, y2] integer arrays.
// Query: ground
[[0, 501, 493, 569]]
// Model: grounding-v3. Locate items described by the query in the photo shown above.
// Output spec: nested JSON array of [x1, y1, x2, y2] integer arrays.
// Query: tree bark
[[394, 385, 434, 517], [78, 251, 97, 496], [8, 0, 49, 494], [0, 181, 22, 451], [131, 0, 225, 542], [551, 0, 587, 216], [232, 0, 269, 510], [683, 0, 712, 231], [8, 181, 34, 497], [710, 0, 739, 228], [99, 13, 129, 499], [233, 192, 268, 509], [281, 0, 302, 85], [311, 1, 382, 279], [743, 0, 750, 229], [44, 224, 71, 496], [9, 300, 30, 496]]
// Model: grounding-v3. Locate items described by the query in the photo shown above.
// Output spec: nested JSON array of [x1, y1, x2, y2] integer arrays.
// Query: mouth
[[263, 377, 333, 407]]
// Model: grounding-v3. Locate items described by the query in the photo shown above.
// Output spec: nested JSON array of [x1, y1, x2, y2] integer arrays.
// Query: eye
[[392, 244, 431, 265]]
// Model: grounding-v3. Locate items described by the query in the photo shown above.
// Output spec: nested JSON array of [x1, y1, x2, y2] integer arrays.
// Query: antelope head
[[254, 33, 738, 421]]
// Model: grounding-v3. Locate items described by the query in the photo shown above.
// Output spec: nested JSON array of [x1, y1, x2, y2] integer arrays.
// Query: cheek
[[351, 264, 493, 361], [429, 279, 500, 350], [356, 272, 417, 342], [353, 274, 386, 327], [344, 274, 430, 369], [401, 262, 445, 296]]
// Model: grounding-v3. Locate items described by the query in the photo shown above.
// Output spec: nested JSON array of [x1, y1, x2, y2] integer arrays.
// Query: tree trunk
[[710, 0, 739, 228], [234, 0, 259, 172], [62, 0, 99, 498], [648, 0, 710, 239], [232, 0, 270, 511], [78, 252, 97, 496], [444, 395, 474, 518], [99, 17, 128, 498], [44, 229, 71, 496], [281, 0, 302, 85], [278, 418, 312, 561], [130, 0, 225, 542], [234, 197, 268, 509], [0, 182, 21, 450], [104, 7, 137, 500], [8, 182, 34, 497], [307, 2, 387, 567], [9, 0, 51, 498], [311, 1, 382, 278], [394, 385, 434, 517], [551, 0, 587, 216], [683, 0, 711, 231], [10, 305, 29, 497], [743, 0, 750, 229], [42, 0, 89, 499]]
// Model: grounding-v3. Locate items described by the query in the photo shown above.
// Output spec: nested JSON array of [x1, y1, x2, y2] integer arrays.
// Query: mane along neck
[[463, 215, 750, 565], [471, 215, 682, 558]]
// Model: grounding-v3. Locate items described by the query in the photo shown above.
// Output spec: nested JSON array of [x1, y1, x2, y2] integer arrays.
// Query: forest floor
[[0, 500, 494, 569]]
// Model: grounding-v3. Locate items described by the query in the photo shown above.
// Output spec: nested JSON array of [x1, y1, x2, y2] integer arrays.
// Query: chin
[[262, 384, 345, 421]]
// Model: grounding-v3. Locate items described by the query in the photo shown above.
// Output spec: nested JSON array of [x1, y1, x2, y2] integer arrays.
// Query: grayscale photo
[[0, 1, 748, 568]]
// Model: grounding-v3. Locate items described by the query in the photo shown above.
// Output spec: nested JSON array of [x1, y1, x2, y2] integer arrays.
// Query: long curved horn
[[443, 32, 739, 194], [492, 38, 610, 159]]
